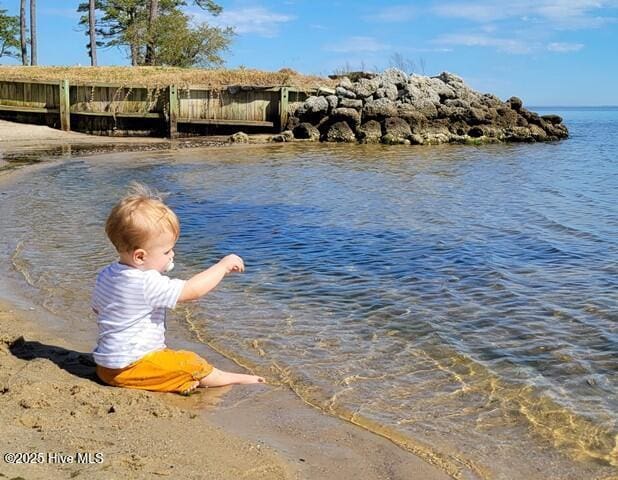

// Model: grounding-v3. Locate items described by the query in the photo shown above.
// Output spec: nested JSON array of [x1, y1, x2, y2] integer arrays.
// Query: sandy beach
[[0, 119, 453, 480]]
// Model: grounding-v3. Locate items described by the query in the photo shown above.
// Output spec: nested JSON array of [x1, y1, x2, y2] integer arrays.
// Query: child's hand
[[219, 254, 245, 274]]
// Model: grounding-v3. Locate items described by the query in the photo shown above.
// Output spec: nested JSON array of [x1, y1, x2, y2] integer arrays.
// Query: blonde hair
[[105, 182, 180, 253]]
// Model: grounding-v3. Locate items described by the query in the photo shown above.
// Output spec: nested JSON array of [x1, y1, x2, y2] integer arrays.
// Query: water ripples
[[0, 109, 616, 479]]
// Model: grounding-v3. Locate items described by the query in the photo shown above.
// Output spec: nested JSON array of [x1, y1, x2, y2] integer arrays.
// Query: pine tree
[[77, 0, 233, 67], [0, 7, 20, 59]]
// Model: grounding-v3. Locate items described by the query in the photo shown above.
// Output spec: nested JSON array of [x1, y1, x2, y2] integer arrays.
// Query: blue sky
[[1, 0, 617, 105]]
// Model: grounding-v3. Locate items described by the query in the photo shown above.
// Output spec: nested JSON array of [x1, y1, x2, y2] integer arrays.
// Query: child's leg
[[199, 367, 265, 387]]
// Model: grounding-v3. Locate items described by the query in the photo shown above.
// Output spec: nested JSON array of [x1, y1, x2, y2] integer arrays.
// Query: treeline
[[0, 0, 234, 67]]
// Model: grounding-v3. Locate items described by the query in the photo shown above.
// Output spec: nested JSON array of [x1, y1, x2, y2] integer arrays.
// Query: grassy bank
[[0, 66, 333, 89]]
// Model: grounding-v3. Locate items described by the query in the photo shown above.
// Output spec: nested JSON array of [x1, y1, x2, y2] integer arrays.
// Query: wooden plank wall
[[0, 79, 319, 135], [178, 88, 277, 121], [70, 85, 166, 114], [0, 80, 59, 109]]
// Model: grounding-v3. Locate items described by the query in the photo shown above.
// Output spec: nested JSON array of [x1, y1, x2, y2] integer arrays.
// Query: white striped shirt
[[92, 262, 185, 369]]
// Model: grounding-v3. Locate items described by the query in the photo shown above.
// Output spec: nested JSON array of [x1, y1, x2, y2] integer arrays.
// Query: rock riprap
[[287, 69, 568, 145]]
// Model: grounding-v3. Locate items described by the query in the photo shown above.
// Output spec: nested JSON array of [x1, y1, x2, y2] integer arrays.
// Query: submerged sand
[[0, 120, 452, 480]]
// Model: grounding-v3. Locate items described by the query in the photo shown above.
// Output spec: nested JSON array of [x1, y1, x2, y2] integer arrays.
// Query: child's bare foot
[[199, 368, 266, 388], [237, 374, 266, 384]]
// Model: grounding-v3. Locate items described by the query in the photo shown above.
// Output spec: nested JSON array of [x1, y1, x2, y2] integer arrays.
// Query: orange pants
[[96, 348, 214, 395]]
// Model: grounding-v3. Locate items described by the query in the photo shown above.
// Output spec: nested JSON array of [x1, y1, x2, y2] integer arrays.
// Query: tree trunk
[[89, 0, 97, 66], [20, 0, 27, 65], [29, 0, 36, 65], [131, 43, 138, 66], [145, 0, 159, 65]]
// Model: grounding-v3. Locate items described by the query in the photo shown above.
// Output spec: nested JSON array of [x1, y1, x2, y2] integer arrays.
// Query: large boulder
[[293, 122, 320, 141], [339, 98, 363, 109], [331, 107, 361, 128], [326, 121, 356, 142], [382, 117, 412, 144], [541, 114, 563, 125], [396, 104, 427, 132], [380, 68, 409, 87], [352, 77, 380, 98], [363, 98, 398, 119], [297, 95, 330, 123], [375, 84, 398, 101], [507, 96, 523, 111], [356, 120, 382, 143], [335, 86, 356, 99], [325, 95, 339, 112]]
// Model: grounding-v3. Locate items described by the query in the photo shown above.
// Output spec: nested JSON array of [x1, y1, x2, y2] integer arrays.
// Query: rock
[[296, 95, 331, 124], [529, 124, 548, 141], [293, 122, 320, 141], [381, 68, 409, 87], [405, 77, 441, 105], [318, 87, 336, 96], [356, 120, 382, 143], [427, 77, 457, 102], [363, 98, 398, 118], [339, 98, 363, 109], [338, 77, 354, 89], [325, 95, 339, 111], [468, 126, 484, 138], [285, 115, 300, 131], [326, 121, 356, 142], [507, 96, 523, 111], [331, 107, 361, 128], [480, 93, 503, 108], [286, 69, 568, 145], [541, 114, 563, 125], [301, 95, 329, 115], [504, 126, 534, 142], [229, 132, 249, 143], [423, 129, 452, 145], [375, 84, 398, 101], [271, 130, 294, 142], [468, 106, 490, 125], [495, 107, 520, 127], [382, 117, 412, 144], [335, 86, 356, 99], [381, 133, 411, 145], [352, 77, 379, 98], [410, 133, 424, 145]]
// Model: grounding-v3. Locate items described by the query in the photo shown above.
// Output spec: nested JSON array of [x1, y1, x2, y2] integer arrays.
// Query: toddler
[[92, 183, 264, 395]]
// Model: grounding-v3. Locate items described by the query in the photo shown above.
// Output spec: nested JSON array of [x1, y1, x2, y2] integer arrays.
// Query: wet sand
[[0, 120, 453, 480]]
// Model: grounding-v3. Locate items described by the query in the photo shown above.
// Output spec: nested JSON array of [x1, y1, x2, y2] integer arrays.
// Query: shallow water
[[1, 108, 616, 479]]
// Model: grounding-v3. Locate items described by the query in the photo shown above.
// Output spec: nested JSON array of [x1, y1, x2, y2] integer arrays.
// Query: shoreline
[[0, 120, 453, 480]]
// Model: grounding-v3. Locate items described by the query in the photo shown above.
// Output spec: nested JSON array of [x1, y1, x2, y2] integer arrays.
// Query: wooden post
[[168, 84, 178, 138], [59, 79, 70, 131], [279, 86, 289, 131]]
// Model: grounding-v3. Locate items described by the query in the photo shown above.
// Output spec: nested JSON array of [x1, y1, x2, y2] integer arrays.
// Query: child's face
[[140, 229, 177, 273]]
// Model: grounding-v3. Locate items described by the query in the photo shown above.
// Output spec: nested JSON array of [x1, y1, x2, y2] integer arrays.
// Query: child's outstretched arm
[[178, 254, 244, 302]]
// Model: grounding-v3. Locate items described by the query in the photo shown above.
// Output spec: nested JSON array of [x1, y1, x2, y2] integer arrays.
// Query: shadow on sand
[[9, 336, 103, 384]]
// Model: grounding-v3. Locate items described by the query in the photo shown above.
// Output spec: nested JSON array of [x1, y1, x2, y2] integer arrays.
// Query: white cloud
[[325, 36, 391, 53], [434, 33, 534, 54], [547, 41, 584, 51], [432, 0, 618, 29], [367, 5, 418, 22], [196, 7, 295, 37]]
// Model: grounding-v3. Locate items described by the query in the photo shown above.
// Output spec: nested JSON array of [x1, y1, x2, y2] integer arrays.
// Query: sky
[[1, 0, 617, 105]]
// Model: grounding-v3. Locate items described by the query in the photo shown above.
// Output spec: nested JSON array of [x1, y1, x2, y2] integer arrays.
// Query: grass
[[0, 66, 333, 90]]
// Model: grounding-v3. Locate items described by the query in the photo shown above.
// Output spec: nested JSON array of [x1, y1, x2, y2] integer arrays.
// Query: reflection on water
[[1, 109, 617, 479]]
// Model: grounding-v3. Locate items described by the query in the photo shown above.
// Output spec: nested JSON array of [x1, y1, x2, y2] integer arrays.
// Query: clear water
[[1, 108, 616, 479]]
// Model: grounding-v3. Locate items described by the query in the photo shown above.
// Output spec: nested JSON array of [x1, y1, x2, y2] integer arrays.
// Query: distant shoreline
[[530, 105, 618, 109]]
